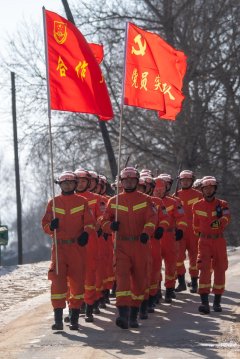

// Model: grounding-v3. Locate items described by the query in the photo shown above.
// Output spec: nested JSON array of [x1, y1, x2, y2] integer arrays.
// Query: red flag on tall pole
[[43, 9, 113, 120], [124, 23, 187, 120]]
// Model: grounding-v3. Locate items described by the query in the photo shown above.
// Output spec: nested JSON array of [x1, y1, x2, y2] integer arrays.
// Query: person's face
[[59, 180, 76, 192], [76, 178, 89, 192], [95, 183, 102, 194], [153, 184, 166, 198], [121, 177, 138, 191], [89, 178, 98, 191], [180, 178, 193, 189], [202, 185, 216, 200]]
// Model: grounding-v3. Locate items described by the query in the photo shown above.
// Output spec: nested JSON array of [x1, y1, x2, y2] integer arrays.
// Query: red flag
[[124, 23, 187, 120], [44, 9, 113, 120], [88, 43, 104, 64]]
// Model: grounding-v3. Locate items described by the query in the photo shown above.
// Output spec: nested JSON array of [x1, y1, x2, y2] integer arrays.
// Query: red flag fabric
[[124, 23, 187, 120], [44, 9, 113, 120], [88, 43, 104, 64]]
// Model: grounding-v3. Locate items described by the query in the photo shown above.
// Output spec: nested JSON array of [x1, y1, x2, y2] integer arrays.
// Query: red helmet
[[120, 167, 140, 180], [99, 174, 107, 184], [74, 168, 91, 179], [138, 178, 147, 187], [57, 171, 77, 183], [88, 170, 99, 182], [141, 175, 155, 187], [201, 176, 217, 188], [192, 178, 202, 188], [140, 169, 153, 177], [179, 170, 195, 180], [158, 173, 173, 184], [154, 177, 167, 189]]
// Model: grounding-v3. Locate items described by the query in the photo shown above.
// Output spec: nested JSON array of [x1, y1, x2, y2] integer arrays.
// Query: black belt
[[166, 228, 175, 233], [117, 235, 139, 241], [200, 234, 221, 239], [57, 239, 76, 244]]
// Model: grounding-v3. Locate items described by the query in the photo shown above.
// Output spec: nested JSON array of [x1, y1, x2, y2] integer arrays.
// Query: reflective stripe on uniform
[[110, 204, 128, 212], [150, 283, 158, 290], [116, 290, 132, 297], [144, 222, 155, 228], [199, 283, 211, 289], [195, 210, 207, 217], [188, 198, 199, 205], [53, 207, 66, 215], [51, 292, 67, 300], [132, 294, 145, 301], [133, 202, 147, 211], [165, 274, 175, 280], [166, 205, 174, 212], [88, 199, 97, 205], [70, 205, 84, 214], [84, 285, 96, 291], [178, 221, 188, 227], [176, 261, 184, 267], [213, 284, 225, 289], [160, 220, 170, 226], [69, 293, 84, 299], [84, 224, 95, 230]]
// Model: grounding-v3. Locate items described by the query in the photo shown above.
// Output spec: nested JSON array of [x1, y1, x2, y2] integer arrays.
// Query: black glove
[[154, 227, 164, 240], [140, 233, 149, 244], [210, 220, 220, 229], [110, 221, 120, 231], [103, 233, 109, 241], [77, 231, 89, 246], [175, 229, 183, 241], [216, 205, 222, 218], [97, 228, 103, 237], [50, 218, 59, 231]]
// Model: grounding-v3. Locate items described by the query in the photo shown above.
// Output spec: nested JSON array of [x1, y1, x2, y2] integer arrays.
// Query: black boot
[[213, 294, 222, 312], [85, 304, 94, 322], [165, 288, 175, 303], [103, 289, 110, 304], [79, 302, 86, 314], [64, 308, 72, 323], [116, 306, 129, 329], [93, 299, 101, 314], [99, 295, 107, 309], [198, 293, 210, 314], [148, 295, 156, 313], [129, 307, 139, 328], [52, 308, 63, 330], [155, 287, 162, 304], [139, 300, 148, 319], [190, 277, 198, 293], [69, 308, 80, 330], [175, 274, 187, 292]]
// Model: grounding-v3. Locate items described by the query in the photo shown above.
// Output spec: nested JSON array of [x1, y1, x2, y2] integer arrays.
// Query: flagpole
[[42, 7, 59, 275], [114, 22, 129, 250]]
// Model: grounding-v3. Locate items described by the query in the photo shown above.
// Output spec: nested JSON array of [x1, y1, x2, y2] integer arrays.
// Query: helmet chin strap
[[62, 190, 75, 195], [124, 186, 137, 193]]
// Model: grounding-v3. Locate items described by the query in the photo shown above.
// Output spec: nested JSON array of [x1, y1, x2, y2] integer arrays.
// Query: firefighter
[[101, 167, 157, 329], [193, 178, 202, 190], [153, 176, 187, 303], [174, 170, 202, 293], [42, 171, 96, 331], [193, 176, 230, 314]]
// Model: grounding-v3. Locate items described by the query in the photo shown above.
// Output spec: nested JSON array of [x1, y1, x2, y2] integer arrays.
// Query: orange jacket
[[161, 195, 187, 231], [192, 197, 230, 236], [42, 193, 96, 239], [174, 188, 202, 225], [151, 196, 170, 229], [101, 191, 157, 237], [76, 191, 104, 220]]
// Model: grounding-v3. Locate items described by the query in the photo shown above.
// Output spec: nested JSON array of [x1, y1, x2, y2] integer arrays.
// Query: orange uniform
[[42, 193, 96, 309], [192, 198, 230, 294], [174, 188, 202, 277], [102, 191, 157, 307], [159, 195, 187, 288]]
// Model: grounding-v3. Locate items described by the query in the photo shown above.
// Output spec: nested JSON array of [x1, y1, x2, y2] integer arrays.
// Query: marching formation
[[42, 167, 230, 331]]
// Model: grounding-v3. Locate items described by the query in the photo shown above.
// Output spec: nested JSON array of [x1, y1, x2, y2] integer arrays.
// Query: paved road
[[0, 249, 239, 359]]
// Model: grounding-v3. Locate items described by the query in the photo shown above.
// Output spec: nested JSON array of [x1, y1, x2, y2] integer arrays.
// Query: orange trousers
[[197, 237, 228, 294], [48, 243, 86, 309], [84, 233, 98, 305], [176, 227, 199, 278], [160, 232, 177, 288], [115, 239, 150, 308], [149, 238, 161, 297]]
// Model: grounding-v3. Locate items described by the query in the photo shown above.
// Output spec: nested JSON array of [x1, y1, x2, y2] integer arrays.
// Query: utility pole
[[61, 0, 118, 179], [11, 72, 23, 264]]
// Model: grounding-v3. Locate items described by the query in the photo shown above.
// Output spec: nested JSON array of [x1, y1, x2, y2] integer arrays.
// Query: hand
[[77, 231, 89, 246], [110, 221, 120, 231], [97, 228, 103, 237], [103, 233, 109, 241], [175, 228, 183, 241], [50, 218, 59, 231], [210, 220, 220, 229], [154, 227, 164, 240], [140, 233, 149, 244]]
